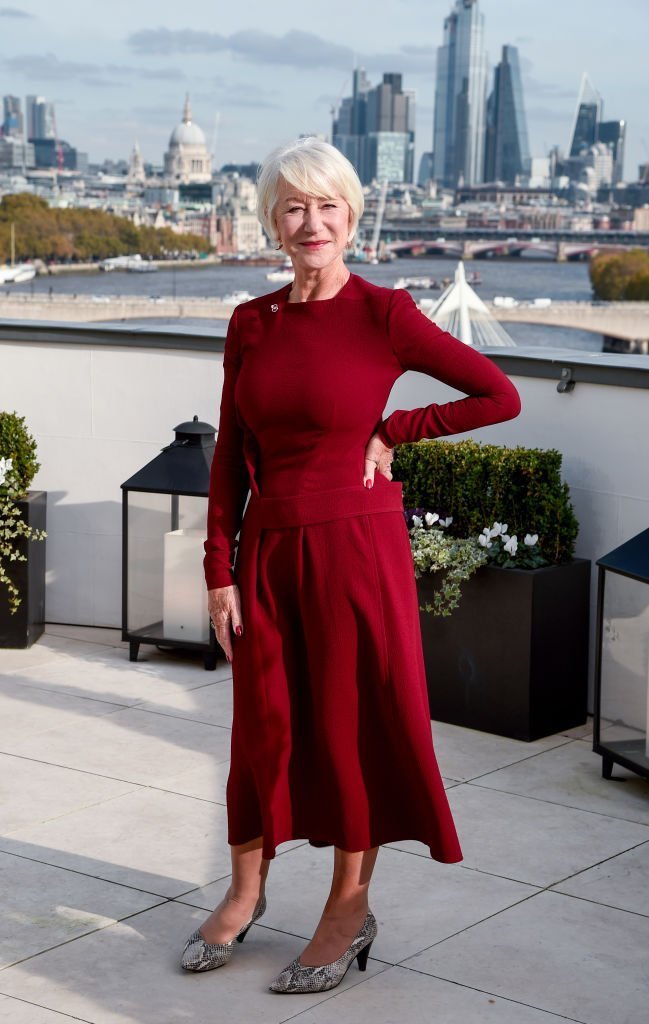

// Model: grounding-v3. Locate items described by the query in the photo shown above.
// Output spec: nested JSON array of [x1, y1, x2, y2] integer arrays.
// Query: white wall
[[3, 329, 649, 711]]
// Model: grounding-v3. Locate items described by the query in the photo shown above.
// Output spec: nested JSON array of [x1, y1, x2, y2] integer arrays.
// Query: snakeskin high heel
[[268, 909, 378, 993], [181, 893, 267, 972]]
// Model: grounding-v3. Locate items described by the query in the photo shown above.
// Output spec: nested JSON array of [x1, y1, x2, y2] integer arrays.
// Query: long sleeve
[[203, 308, 250, 590], [375, 288, 521, 448]]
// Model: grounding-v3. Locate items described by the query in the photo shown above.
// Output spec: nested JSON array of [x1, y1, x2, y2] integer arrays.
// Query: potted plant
[[394, 439, 590, 742], [0, 411, 47, 648]]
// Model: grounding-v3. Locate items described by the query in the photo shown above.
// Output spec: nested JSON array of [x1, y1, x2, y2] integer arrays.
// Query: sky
[[0, 0, 647, 180]]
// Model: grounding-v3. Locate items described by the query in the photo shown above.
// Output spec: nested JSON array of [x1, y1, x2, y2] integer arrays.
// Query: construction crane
[[52, 110, 64, 173], [369, 179, 389, 262]]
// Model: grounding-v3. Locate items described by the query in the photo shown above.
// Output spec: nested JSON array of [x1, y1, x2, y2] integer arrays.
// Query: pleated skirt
[[226, 479, 463, 864]]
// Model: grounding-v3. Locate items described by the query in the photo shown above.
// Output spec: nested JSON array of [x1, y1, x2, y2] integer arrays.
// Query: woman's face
[[273, 176, 352, 273]]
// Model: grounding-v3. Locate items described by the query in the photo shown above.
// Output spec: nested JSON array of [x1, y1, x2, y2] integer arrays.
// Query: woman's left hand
[[364, 433, 394, 488]]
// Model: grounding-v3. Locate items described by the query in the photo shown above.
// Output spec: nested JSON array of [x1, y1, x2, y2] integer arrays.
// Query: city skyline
[[0, 0, 646, 177]]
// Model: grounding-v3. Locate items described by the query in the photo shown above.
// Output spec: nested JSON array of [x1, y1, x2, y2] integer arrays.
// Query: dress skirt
[[226, 475, 463, 864]]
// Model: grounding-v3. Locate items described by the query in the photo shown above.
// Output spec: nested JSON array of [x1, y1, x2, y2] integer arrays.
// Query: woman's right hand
[[208, 584, 243, 665]]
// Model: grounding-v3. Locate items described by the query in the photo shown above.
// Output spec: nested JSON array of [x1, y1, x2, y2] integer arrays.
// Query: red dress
[[204, 273, 521, 862]]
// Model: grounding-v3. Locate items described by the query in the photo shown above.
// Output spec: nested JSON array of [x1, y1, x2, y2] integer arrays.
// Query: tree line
[[0, 193, 208, 263], [590, 249, 649, 301]]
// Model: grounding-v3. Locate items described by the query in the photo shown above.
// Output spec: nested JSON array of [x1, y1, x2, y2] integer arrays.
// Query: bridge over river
[[1, 293, 647, 347]]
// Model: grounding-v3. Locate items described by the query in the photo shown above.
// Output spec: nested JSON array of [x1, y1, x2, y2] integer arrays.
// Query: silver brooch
[[270, 303, 278, 312]]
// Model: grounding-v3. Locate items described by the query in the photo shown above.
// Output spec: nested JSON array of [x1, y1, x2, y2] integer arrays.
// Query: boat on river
[[0, 263, 36, 284]]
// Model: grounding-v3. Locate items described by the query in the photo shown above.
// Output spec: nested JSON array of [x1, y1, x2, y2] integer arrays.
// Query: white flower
[[425, 512, 440, 526], [478, 534, 492, 548], [524, 533, 538, 546], [0, 456, 12, 488], [500, 523, 509, 535], [503, 535, 518, 555], [443, 516, 453, 527], [412, 515, 423, 527]]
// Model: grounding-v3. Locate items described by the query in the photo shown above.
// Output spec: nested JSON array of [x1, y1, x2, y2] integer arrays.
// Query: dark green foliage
[[393, 438, 578, 565], [590, 249, 649, 301], [0, 411, 40, 497], [0, 193, 208, 263]]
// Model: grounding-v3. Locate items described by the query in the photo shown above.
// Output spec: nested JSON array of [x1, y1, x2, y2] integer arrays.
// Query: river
[[6, 256, 599, 351]]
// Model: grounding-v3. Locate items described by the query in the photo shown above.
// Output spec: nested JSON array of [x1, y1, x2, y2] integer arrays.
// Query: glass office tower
[[433, 0, 488, 187], [484, 45, 531, 183], [569, 74, 601, 157]]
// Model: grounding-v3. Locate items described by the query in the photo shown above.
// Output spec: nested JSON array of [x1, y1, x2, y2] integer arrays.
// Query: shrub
[[0, 411, 40, 498], [393, 438, 578, 566], [590, 249, 649, 301]]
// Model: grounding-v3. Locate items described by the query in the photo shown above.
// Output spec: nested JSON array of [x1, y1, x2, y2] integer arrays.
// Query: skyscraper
[[25, 95, 55, 140], [2, 96, 23, 139], [433, 0, 488, 187], [332, 70, 415, 184], [569, 74, 601, 157], [484, 45, 530, 183], [598, 120, 626, 184]]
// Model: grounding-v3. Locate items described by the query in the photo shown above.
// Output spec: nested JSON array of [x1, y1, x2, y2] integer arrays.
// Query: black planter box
[[418, 557, 591, 741], [0, 490, 47, 649]]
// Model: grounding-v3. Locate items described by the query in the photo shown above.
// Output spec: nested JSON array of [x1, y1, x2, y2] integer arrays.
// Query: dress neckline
[[282, 272, 355, 305]]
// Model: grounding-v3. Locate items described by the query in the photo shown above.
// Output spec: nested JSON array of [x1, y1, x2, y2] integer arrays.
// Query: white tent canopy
[[424, 261, 517, 347]]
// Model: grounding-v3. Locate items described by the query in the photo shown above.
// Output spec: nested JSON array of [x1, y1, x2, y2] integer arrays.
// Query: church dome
[[170, 121, 206, 147], [168, 95, 206, 148]]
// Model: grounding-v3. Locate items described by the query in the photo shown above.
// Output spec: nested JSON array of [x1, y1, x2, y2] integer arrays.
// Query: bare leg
[[298, 846, 379, 966], [199, 836, 270, 944]]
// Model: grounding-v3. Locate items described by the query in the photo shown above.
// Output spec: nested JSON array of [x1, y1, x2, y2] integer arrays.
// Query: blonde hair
[[256, 137, 364, 246]]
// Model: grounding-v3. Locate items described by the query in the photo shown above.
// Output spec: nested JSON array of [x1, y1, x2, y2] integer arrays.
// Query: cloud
[[0, 6, 34, 16], [127, 26, 433, 75], [224, 83, 281, 110], [2, 52, 186, 84]]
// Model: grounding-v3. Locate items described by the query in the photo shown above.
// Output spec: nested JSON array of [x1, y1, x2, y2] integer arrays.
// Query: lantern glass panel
[[127, 491, 168, 635], [601, 571, 649, 760]]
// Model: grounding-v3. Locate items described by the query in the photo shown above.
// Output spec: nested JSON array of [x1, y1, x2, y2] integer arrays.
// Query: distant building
[[163, 96, 212, 185], [0, 137, 34, 169], [31, 138, 87, 172], [2, 96, 23, 139], [598, 120, 626, 184], [484, 45, 530, 184], [569, 74, 601, 157], [433, 0, 488, 188], [418, 151, 434, 186], [127, 141, 146, 185], [332, 69, 415, 184], [26, 95, 56, 141]]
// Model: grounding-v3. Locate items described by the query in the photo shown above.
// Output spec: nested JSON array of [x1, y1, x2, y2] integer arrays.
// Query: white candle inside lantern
[[163, 529, 209, 643]]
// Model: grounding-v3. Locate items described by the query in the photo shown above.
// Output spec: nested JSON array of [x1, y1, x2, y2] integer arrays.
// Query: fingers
[[363, 456, 376, 489], [207, 584, 243, 666]]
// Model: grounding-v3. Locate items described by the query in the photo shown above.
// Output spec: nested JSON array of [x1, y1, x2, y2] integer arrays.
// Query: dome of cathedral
[[169, 120, 206, 147]]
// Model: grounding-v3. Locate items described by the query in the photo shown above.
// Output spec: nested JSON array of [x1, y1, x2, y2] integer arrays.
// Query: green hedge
[[392, 438, 578, 565], [0, 411, 40, 498]]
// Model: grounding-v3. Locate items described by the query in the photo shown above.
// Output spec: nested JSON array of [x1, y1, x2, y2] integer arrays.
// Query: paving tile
[[475, 738, 649, 825], [155, 758, 230, 804], [0, 753, 138, 835], [288, 964, 581, 1024], [1, 706, 231, 787], [177, 842, 539, 965], [0, 901, 388, 1024], [551, 841, 649, 916], [0, 852, 163, 968], [429, 719, 572, 783], [0, 994, 88, 1023], [0, 676, 125, 743], [388, 783, 649, 886], [136, 677, 233, 728], [402, 889, 649, 1024], [3, 642, 231, 707], [44, 624, 127, 648], [1, 787, 232, 898]]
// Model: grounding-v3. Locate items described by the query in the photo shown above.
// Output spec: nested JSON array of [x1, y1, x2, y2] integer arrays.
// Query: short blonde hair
[[256, 137, 364, 246]]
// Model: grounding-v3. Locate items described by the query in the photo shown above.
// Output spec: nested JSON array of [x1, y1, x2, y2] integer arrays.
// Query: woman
[[181, 137, 521, 993]]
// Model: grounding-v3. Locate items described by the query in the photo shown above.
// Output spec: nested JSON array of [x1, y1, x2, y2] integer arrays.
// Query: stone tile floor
[[0, 624, 648, 1024]]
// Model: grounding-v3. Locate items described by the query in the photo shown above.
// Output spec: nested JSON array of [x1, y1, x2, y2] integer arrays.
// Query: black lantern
[[121, 416, 220, 670], [593, 527, 649, 781]]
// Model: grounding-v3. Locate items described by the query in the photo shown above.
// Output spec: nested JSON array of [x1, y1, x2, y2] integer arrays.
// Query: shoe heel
[[356, 939, 373, 971], [236, 923, 252, 943]]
